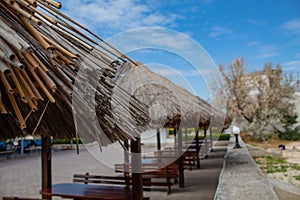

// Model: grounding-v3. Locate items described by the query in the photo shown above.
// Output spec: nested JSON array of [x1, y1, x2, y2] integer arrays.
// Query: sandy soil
[[246, 140, 300, 187]]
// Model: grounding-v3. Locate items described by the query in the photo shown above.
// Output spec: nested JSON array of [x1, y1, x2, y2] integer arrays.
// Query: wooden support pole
[[185, 128, 188, 144], [210, 125, 213, 152], [131, 137, 143, 200], [173, 128, 184, 187], [195, 127, 200, 168], [156, 128, 161, 151], [177, 128, 185, 188], [173, 127, 177, 148], [204, 128, 208, 158], [41, 134, 52, 200], [123, 139, 130, 186]]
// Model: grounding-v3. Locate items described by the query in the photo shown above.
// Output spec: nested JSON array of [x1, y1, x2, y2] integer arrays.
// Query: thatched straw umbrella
[[0, 0, 150, 144], [114, 62, 214, 129], [0, 0, 229, 199], [113, 61, 229, 186], [0, 1, 149, 199]]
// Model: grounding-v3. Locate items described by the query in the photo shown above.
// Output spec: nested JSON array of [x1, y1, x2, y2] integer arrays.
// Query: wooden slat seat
[[115, 163, 179, 194], [0, 150, 14, 159], [72, 174, 150, 199], [154, 148, 199, 170], [73, 173, 131, 187], [3, 197, 41, 200]]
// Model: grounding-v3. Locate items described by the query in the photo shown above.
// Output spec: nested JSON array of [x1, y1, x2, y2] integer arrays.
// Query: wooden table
[[41, 183, 132, 200]]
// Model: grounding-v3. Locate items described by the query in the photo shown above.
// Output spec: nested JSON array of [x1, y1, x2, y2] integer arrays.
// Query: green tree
[[277, 114, 300, 140], [211, 58, 297, 140]]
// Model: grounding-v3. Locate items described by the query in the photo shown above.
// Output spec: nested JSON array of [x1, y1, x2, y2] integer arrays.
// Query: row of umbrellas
[[0, 0, 229, 147]]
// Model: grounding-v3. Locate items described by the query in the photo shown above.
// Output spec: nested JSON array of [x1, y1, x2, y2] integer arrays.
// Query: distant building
[[291, 72, 300, 126], [293, 92, 300, 126]]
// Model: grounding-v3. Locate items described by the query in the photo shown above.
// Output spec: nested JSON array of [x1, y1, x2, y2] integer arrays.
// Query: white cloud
[[283, 60, 300, 71], [154, 68, 213, 77], [258, 45, 280, 59], [247, 42, 280, 59], [61, 0, 177, 32], [247, 41, 259, 47], [247, 19, 265, 26], [208, 26, 233, 38], [200, 0, 214, 4], [282, 18, 300, 35], [107, 28, 198, 54]]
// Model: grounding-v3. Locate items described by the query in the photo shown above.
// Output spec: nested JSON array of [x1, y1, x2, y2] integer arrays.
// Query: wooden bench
[[154, 149, 198, 170], [0, 150, 14, 159], [73, 174, 150, 200], [182, 150, 198, 170], [115, 163, 179, 194], [3, 197, 40, 200], [73, 172, 131, 187]]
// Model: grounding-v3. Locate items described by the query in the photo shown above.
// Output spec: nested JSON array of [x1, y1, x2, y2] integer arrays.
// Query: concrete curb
[[214, 135, 278, 200]]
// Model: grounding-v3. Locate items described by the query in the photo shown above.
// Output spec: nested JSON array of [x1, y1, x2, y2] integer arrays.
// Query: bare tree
[[211, 58, 296, 140]]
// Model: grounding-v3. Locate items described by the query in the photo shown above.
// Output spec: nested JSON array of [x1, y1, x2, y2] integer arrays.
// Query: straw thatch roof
[[0, 0, 149, 143], [0, 0, 230, 144], [114, 62, 223, 129]]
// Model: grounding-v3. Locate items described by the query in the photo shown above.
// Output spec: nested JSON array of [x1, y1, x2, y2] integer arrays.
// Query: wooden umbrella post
[[130, 137, 143, 200], [204, 128, 208, 158], [41, 134, 52, 200], [195, 127, 200, 168], [123, 139, 130, 186], [210, 125, 213, 152], [174, 127, 177, 148], [185, 128, 188, 144], [156, 128, 161, 151], [177, 128, 185, 188], [156, 128, 162, 160]]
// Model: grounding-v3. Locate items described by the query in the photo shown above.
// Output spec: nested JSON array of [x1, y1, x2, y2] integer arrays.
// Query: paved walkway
[[0, 143, 228, 200], [215, 135, 300, 200], [3, 137, 299, 200]]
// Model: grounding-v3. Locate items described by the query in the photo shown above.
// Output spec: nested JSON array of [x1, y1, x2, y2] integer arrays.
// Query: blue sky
[[60, 0, 300, 99]]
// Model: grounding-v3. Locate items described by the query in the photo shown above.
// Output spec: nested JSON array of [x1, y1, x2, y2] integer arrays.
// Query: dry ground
[[245, 137, 300, 187]]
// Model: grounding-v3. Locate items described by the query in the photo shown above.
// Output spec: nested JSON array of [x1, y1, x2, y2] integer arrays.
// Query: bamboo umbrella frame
[[0, 0, 228, 144], [0, 0, 150, 143], [114, 62, 224, 129]]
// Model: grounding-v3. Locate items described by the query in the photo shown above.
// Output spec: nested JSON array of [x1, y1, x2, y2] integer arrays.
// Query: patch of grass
[[294, 175, 300, 181], [255, 160, 263, 165], [266, 169, 275, 173], [266, 167, 287, 173], [290, 164, 300, 170], [275, 167, 287, 173], [253, 153, 300, 186], [264, 156, 286, 164]]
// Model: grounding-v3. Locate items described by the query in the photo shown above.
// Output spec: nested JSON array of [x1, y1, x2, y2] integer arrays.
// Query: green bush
[[278, 114, 300, 141], [279, 127, 300, 140]]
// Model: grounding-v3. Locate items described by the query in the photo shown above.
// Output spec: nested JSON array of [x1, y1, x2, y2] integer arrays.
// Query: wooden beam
[[41, 134, 52, 200], [176, 128, 184, 188], [210, 125, 213, 152], [156, 128, 161, 151], [130, 137, 143, 200], [204, 128, 208, 158], [195, 127, 200, 168]]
